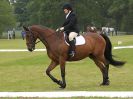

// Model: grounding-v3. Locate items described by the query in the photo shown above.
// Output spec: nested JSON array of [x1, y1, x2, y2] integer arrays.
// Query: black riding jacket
[[62, 11, 79, 35]]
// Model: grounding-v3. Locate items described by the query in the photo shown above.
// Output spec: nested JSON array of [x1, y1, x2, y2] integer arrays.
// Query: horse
[[23, 25, 125, 88], [109, 27, 115, 36], [102, 27, 115, 36]]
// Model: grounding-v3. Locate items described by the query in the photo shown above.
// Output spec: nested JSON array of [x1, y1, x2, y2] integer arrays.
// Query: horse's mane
[[30, 25, 55, 33], [38, 25, 50, 29]]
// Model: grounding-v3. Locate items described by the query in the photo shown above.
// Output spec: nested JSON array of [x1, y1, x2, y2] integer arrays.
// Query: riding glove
[[56, 27, 64, 32]]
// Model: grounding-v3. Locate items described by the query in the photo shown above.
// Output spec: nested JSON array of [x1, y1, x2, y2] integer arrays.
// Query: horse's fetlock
[[58, 80, 62, 85], [61, 74, 65, 78]]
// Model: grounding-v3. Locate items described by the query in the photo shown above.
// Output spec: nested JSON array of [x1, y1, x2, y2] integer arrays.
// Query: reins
[[34, 31, 57, 45], [29, 27, 61, 45], [35, 40, 41, 44]]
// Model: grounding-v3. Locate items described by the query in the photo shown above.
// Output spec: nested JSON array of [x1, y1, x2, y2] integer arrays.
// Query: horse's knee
[[46, 69, 50, 76]]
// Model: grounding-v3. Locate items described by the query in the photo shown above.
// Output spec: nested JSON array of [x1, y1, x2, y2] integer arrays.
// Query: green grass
[[0, 35, 133, 92], [110, 35, 133, 46], [0, 39, 44, 49]]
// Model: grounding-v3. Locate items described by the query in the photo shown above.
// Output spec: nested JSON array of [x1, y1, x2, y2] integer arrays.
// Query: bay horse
[[23, 25, 125, 88]]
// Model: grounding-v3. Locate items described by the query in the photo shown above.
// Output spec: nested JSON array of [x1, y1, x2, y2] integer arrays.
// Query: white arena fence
[[0, 92, 133, 98], [0, 46, 133, 52]]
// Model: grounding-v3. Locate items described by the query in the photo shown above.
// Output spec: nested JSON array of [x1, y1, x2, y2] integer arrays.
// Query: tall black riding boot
[[69, 40, 75, 58]]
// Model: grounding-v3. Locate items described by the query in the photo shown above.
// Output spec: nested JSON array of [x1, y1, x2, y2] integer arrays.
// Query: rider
[[56, 3, 79, 57]]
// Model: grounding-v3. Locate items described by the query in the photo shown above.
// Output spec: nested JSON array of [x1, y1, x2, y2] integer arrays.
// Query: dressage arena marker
[[0, 92, 133, 98], [0, 46, 133, 52]]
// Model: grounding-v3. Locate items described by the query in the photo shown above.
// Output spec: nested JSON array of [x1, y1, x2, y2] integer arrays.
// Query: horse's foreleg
[[46, 61, 61, 85], [59, 58, 66, 88]]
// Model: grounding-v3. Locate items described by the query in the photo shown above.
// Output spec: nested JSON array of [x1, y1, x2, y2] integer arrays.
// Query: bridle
[[27, 28, 40, 46], [25, 28, 39, 52], [27, 28, 60, 49]]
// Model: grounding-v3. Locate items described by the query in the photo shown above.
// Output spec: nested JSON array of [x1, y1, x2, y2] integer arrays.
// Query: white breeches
[[69, 32, 78, 41]]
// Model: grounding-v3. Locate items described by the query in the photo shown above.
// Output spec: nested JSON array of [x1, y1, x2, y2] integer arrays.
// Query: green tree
[[14, 0, 112, 31], [13, 0, 133, 32], [0, 0, 16, 37], [108, 0, 129, 31], [73, 0, 113, 30], [13, 0, 30, 26], [121, 0, 133, 33], [26, 0, 69, 28]]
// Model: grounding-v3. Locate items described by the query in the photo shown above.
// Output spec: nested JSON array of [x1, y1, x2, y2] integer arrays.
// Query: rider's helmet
[[62, 3, 73, 11]]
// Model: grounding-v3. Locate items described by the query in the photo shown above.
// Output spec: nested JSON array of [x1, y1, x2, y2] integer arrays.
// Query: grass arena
[[0, 35, 133, 98]]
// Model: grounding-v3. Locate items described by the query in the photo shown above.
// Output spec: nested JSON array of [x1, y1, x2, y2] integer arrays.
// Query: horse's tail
[[100, 34, 126, 67]]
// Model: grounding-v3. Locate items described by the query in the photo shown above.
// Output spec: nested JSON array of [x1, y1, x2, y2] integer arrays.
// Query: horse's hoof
[[59, 84, 66, 89], [100, 81, 110, 86], [57, 80, 66, 88], [59, 86, 65, 89]]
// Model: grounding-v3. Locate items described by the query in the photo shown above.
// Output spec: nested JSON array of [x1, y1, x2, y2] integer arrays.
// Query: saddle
[[64, 33, 85, 46]]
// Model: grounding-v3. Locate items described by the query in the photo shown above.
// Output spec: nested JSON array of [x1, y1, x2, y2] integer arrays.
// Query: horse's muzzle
[[28, 47, 35, 52]]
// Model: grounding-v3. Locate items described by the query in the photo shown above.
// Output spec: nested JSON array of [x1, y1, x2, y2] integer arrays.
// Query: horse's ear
[[23, 26, 29, 31]]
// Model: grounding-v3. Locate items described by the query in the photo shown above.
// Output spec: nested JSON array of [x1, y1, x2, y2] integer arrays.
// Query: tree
[[14, 0, 113, 31], [108, 0, 129, 31], [27, 0, 69, 28], [0, 0, 16, 37], [13, 0, 133, 33], [13, 0, 30, 26], [74, 0, 112, 30], [121, 0, 133, 33]]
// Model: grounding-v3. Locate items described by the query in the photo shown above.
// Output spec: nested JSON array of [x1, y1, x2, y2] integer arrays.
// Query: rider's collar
[[66, 11, 71, 19]]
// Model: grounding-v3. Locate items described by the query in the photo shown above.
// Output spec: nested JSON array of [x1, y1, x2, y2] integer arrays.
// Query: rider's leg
[[68, 32, 77, 57]]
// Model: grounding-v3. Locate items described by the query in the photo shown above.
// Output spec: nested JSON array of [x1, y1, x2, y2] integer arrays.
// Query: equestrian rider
[[56, 3, 79, 57]]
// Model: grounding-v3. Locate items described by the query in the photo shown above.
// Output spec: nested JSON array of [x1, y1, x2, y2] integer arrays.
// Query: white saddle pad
[[65, 35, 85, 46]]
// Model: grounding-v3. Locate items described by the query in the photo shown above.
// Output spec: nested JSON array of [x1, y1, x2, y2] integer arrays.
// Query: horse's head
[[23, 26, 37, 52]]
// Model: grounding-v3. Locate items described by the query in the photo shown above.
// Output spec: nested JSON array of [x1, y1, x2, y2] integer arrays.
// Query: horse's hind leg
[[89, 55, 109, 85], [96, 55, 110, 85], [96, 61, 109, 85]]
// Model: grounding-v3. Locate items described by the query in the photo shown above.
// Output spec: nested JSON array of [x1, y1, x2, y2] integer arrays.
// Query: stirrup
[[69, 51, 75, 57]]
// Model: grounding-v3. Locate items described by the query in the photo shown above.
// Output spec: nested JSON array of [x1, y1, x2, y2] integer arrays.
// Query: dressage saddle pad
[[64, 34, 85, 45]]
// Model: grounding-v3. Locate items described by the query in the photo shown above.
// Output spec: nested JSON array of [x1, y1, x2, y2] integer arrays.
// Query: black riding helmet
[[62, 3, 73, 10]]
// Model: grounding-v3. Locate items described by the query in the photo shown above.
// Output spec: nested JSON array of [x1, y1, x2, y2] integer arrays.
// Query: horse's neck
[[31, 26, 64, 53], [37, 29, 60, 52]]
